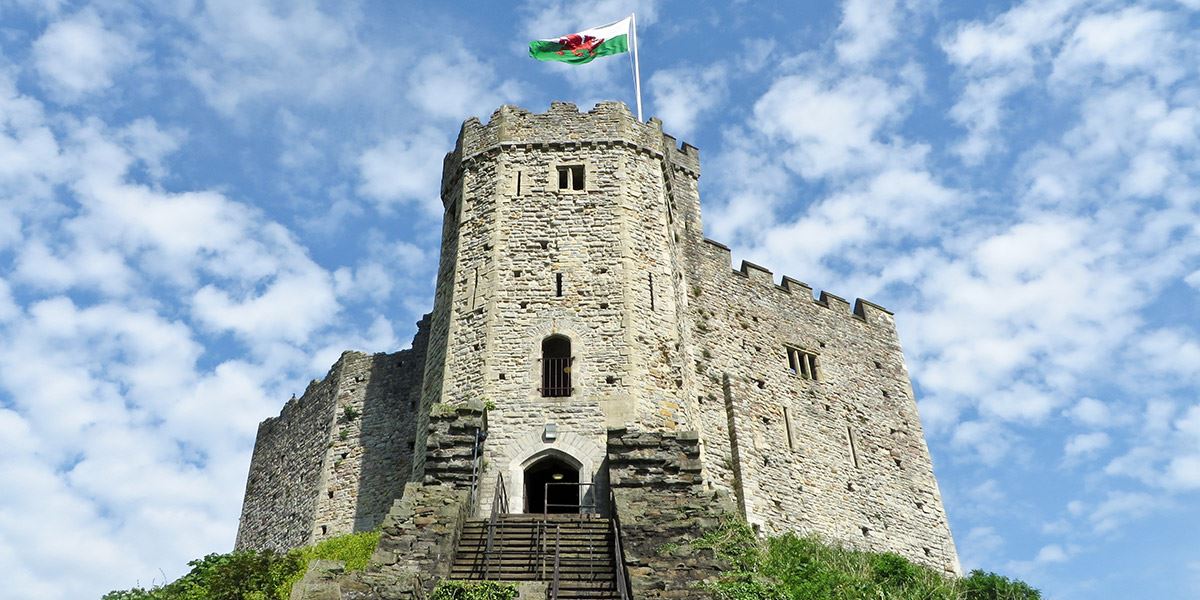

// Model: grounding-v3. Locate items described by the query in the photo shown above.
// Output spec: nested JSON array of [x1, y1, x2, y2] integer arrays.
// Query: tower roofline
[[446, 101, 699, 175]]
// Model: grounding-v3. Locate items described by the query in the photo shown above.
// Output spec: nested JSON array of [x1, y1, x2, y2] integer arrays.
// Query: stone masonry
[[236, 101, 960, 592]]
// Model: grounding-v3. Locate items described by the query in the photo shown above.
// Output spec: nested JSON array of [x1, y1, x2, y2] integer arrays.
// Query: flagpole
[[630, 13, 643, 121]]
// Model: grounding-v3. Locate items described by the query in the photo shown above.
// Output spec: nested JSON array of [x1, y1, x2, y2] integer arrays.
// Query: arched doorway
[[524, 455, 580, 514]]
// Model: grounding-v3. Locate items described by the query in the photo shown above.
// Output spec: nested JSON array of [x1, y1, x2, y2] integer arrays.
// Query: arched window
[[541, 335, 572, 397]]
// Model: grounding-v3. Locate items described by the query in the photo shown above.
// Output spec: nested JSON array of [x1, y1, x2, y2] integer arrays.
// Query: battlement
[[700, 238, 893, 324], [446, 101, 701, 178]]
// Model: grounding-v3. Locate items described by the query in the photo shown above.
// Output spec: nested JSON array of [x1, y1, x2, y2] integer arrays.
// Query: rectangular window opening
[[557, 165, 585, 190], [649, 273, 655, 311], [787, 347, 820, 380], [516, 170, 526, 196], [555, 273, 563, 297]]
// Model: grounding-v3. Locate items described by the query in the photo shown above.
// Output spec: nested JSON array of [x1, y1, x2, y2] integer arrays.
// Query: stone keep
[[236, 101, 960, 577]]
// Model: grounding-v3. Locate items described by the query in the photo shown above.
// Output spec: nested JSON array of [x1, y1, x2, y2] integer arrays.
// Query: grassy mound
[[693, 520, 1040, 600], [102, 530, 381, 600]]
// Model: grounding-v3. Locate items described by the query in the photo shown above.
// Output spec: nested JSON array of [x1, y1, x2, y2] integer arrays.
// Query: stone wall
[[236, 364, 341, 552], [682, 237, 960, 573], [236, 318, 430, 551], [608, 428, 735, 599]]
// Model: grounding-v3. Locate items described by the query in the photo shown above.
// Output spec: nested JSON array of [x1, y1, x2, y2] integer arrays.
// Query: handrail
[[483, 472, 509, 580], [610, 489, 632, 600], [550, 524, 562, 599], [467, 427, 484, 515], [542, 482, 597, 516]]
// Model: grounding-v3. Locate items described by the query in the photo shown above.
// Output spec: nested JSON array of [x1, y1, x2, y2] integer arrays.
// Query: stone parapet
[[608, 428, 735, 598]]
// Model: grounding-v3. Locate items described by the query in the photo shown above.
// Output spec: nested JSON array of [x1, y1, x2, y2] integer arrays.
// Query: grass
[[692, 520, 1040, 600]]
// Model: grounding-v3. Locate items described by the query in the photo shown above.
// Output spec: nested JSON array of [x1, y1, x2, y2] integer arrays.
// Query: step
[[449, 514, 622, 597]]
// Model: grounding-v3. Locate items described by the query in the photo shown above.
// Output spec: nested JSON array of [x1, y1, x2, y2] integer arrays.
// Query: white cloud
[[941, 0, 1084, 162], [1035, 543, 1070, 564], [406, 52, 522, 122], [1088, 491, 1158, 533], [1065, 398, 1113, 428], [179, 0, 376, 115], [958, 525, 1003, 572], [522, 0, 658, 41], [1136, 329, 1200, 383], [192, 266, 338, 345], [951, 420, 1014, 465], [1064, 432, 1110, 460], [835, 0, 898, 64], [1052, 7, 1181, 86], [356, 127, 447, 214], [751, 74, 916, 179], [648, 65, 726, 139], [32, 9, 140, 101], [1163, 455, 1200, 490], [0, 59, 363, 597]]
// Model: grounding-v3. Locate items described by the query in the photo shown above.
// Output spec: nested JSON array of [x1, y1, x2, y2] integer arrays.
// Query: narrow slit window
[[470, 268, 480, 310], [516, 171, 526, 196], [783, 407, 795, 451], [786, 347, 820, 380], [847, 426, 860, 468], [556, 165, 585, 190], [555, 273, 563, 297], [541, 335, 572, 397], [648, 273, 655, 310]]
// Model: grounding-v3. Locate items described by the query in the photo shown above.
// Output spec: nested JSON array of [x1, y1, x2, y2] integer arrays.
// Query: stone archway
[[500, 430, 607, 516]]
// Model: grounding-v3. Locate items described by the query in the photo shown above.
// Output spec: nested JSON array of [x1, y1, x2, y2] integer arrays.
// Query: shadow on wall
[[353, 324, 430, 532]]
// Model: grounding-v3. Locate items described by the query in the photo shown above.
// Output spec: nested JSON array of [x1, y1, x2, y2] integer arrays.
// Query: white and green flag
[[528, 16, 632, 65]]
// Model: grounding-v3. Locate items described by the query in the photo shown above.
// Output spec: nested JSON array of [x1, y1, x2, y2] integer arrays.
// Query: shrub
[[961, 569, 1042, 599], [693, 520, 1038, 600], [102, 530, 381, 600], [275, 530, 381, 598], [429, 580, 519, 600], [102, 550, 299, 600]]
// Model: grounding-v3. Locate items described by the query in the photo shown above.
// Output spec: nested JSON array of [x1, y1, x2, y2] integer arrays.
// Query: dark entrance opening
[[524, 456, 580, 514]]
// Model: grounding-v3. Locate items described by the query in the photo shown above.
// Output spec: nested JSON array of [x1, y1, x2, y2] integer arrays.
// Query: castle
[[235, 102, 959, 597]]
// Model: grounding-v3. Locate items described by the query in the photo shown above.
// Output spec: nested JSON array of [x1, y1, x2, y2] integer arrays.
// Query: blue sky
[[0, 0, 1196, 598]]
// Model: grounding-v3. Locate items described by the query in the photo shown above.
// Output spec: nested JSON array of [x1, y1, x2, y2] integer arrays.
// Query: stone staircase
[[450, 513, 622, 599]]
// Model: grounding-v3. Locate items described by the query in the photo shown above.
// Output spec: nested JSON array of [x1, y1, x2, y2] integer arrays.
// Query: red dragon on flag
[[555, 33, 604, 58]]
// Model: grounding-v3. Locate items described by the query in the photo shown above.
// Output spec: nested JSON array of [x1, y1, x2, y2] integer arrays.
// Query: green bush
[[961, 569, 1042, 599], [101, 550, 299, 600], [429, 580, 519, 600], [102, 530, 381, 600], [275, 530, 381, 598], [694, 520, 1038, 600]]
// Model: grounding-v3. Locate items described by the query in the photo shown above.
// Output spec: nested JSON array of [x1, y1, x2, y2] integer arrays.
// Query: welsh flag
[[529, 16, 631, 64]]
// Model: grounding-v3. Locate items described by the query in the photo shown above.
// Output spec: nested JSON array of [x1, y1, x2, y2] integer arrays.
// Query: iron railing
[[482, 472, 509, 580], [550, 524, 562, 599], [541, 356, 573, 397], [542, 481, 596, 516], [609, 489, 632, 600]]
